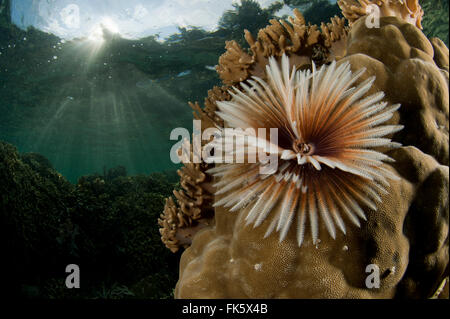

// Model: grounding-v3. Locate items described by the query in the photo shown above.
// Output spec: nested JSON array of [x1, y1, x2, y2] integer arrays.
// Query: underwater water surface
[[2, 0, 447, 182], [2, 0, 239, 182]]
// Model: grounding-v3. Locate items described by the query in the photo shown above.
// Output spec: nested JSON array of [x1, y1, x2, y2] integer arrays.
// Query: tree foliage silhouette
[[218, 0, 283, 44], [284, 0, 342, 25]]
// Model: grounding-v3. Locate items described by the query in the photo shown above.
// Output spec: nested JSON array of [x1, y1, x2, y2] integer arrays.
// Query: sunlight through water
[[88, 17, 120, 43]]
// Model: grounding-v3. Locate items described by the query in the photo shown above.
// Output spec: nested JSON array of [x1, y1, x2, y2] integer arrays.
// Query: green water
[[0, 0, 448, 183], [0, 19, 220, 182]]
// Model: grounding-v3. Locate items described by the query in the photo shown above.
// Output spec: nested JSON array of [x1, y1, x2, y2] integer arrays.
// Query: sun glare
[[88, 17, 120, 43]]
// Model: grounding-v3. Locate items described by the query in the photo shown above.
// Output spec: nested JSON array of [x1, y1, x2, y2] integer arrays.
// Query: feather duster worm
[[208, 54, 403, 246]]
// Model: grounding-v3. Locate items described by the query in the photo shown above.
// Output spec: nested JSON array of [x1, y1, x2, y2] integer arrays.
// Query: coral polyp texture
[[158, 86, 228, 253], [209, 54, 403, 246], [161, 1, 449, 299]]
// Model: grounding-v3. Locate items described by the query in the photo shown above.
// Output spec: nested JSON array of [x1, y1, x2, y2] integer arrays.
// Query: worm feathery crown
[[208, 54, 403, 246]]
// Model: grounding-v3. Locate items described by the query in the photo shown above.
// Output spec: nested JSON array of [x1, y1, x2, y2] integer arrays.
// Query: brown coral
[[166, 6, 449, 299], [189, 86, 229, 129], [217, 9, 349, 86], [175, 146, 448, 298], [158, 143, 215, 253], [158, 87, 231, 252], [343, 16, 449, 165]]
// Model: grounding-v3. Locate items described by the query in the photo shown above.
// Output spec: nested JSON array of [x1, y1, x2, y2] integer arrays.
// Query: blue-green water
[[1, 0, 447, 182]]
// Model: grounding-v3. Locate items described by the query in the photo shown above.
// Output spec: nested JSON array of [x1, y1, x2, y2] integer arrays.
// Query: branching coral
[[158, 87, 230, 252], [158, 141, 215, 253], [189, 86, 229, 129], [217, 9, 350, 86]]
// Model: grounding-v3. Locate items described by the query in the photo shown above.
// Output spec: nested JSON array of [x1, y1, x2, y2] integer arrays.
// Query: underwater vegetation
[[160, 0, 449, 299], [421, 0, 449, 46], [0, 141, 180, 298], [284, 0, 343, 26]]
